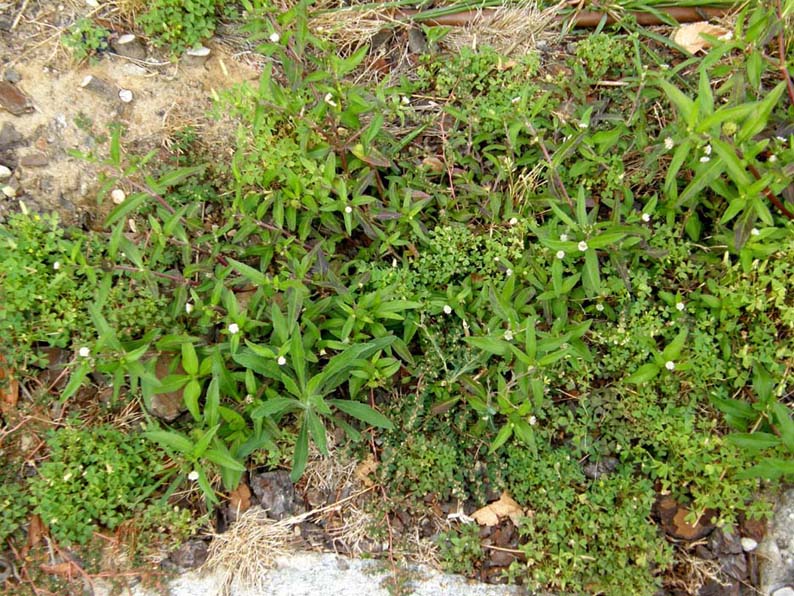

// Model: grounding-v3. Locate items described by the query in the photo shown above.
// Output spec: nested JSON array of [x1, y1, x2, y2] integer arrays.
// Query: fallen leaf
[[672, 22, 731, 54], [40, 561, 79, 578], [354, 454, 378, 487], [472, 492, 524, 527], [0, 354, 19, 415], [229, 481, 252, 514]]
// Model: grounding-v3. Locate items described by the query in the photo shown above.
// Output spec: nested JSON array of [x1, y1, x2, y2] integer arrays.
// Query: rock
[[0, 165, 10, 180], [118, 89, 134, 103], [118, 63, 148, 78], [2, 185, 16, 198], [583, 456, 619, 480], [772, 587, 794, 596], [250, 470, 302, 520], [0, 81, 34, 115], [148, 358, 187, 421], [742, 537, 758, 552], [80, 75, 116, 100], [655, 494, 716, 541], [110, 34, 147, 61], [168, 539, 208, 570], [0, 122, 23, 149], [183, 46, 211, 68], [407, 28, 428, 54], [709, 527, 743, 555], [720, 553, 748, 580], [20, 153, 48, 168], [3, 68, 21, 84], [759, 489, 794, 595]]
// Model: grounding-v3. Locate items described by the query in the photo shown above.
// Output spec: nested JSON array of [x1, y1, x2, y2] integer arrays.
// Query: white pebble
[[740, 537, 758, 552], [0, 165, 11, 180], [771, 587, 794, 596], [111, 188, 126, 204], [1, 185, 16, 198], [118, 88, 134, 103]]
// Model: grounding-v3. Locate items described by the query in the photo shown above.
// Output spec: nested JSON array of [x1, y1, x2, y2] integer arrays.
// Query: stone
[[183, 46, 211, 68], [0, 81, 34, 115], [1, 185, 16, 198], [0, 165, 10, 180], [110, 34, 147, 61], [80, 75, 116, 100], [709, 527, 743, 555], [0, 122, 23, 149], [20, 153, 48, 168], [742, 537, 759, 552], [167, 539, 208, 570], [720, 553, 748, 581], [148, 359, 187, 421], [118, 88, 134, 103], [772, 587, 794, 596], [118, 63, 148, 78], [250, 470, 302, 520], [760, 489, 794, 594], [407, 27, 427, 54], [655, 494, 716, 541], [3, 68, 21, 84], [582, 456, 619, 480]]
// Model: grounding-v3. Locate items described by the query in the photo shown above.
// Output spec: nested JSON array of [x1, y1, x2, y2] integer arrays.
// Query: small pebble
[[118, 88, 133, 103], [2, 185, 16, 198], [741, 537, 758, 551], [772, 587, 794, 596], [0, 165, 11, 180], [111, 188, 126, 204]]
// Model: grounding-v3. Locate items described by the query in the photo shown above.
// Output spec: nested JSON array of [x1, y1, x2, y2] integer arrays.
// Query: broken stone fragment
[[20, 153, 48, 168], [1, 185, 16, 198], [183, 46, 211, 68], [0, 165, 11, 180], [110, 34, 147, 61], [80, 75, 116, 100], [0, 81, 34, 116]]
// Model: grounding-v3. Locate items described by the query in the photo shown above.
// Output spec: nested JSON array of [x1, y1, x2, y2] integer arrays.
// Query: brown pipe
[[395, 6, 730, 27]]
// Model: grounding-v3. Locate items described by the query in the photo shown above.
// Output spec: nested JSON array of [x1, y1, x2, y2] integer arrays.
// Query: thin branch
[[776, 0, 794, 106]]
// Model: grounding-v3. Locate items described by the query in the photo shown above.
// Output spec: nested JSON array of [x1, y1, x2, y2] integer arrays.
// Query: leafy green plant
[[437, 523, 483, 576], [62, 18, 109, 62], [139, 0, 228, 54]]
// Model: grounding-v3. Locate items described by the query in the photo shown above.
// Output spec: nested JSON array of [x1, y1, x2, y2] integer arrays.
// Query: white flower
[[560, 233, 568, 242], [244, 394, 254, 404], [595, 303, 604, 312], [578, 122, 588, 129], [185, 302, 194, 314], [556, 250, 565, 260], [676, 302, 685, 311], [78, 347, 90, 358], [324, 93, 337, 107], [277, 356, 287, 366], [769, 154, 777, 163], [529, 415, 537, 426], [443, 304, 452, 315], [111, 188, 126, 204], [577, 241, 588, 252], [504, 330, 514, 341], [228, 323, 240, 334], [665, 361, 675, 371], [511, 96, 521, 104], [664, 137, 674, 150], [506, 268, 513, 277], [699, 156, 711, 163], [188, 470, 199, 481], [703, 144, 712, 156], [509, 217, 518, 226], [750, 228, 760, 236], [344, 205, 353, 214], [53, 261, 61, 270], [641, 213, 651, 223], [400, 95, 410, 105], [269, 32, 280, 43]]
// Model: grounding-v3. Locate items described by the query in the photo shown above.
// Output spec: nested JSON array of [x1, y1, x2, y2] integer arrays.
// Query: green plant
[[29, 425, 171, 545], [437, 523, 483, 576], [139, 0, 227, 54], [62, 18, 109, 62], [574, 33, 630, 80]]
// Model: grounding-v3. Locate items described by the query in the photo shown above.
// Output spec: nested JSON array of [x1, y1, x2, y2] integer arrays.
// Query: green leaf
[[625, 363, 661, 385], [228, 258, 268, 286], [771, 402, 794, 452], [329, 399, 393, 429], [60, 361, 91, 402], [183, 379, 202, 421], [192, 424, 220, 458], [659, 79, 696, 125], [661, 329, 688, 361], [204, 446, 246, 472], [181, 342, 198, 376], [251, 397, 300, 418], [305, 409, 328, 455], [465, 336, 511, 357], [489, 424, 513, 454], [736, 458, 794, 480], [727, 432, 780, 451], [145, 429, 193, 454], [291, 423, 309, 482]]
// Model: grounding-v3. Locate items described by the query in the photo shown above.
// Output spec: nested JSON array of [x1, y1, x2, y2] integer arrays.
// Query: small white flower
[[529, 415, 537, 426], [78, 347, 90, 358], [277, 356, 287, 366], [506, 268, 513, 277], [776, 136, 786, 142], [556, 250, 565, 260], [188, 470, 200, 481], [676, 302, 685, 311], [344, 205, 353, 214], [509, 217, 518, 226], [185, 302, 194, 314], [750, 228, 760, 236], [244, 394, 254, 404], [53, 261, 61, 270], [577, 241, 588, 252], [578, 122, 588, 129], [111, 188, 126, 204], [228, 323, 240, 334], [641, 213, 651, 223], [269, 32, 280, 43], [595, 303, 605, 312], [769, 154, 777, 163], [443, 304, 452, 315], [560, 233, 568, 242], [703, 144, 712, 156], [700, 156, 711, 163], [664, 137, 674, 150], [665, 361, 675, 371], [504, 330, 514, 341], [400, 95, 410, 105], [324, 93, 337, 107], [511, 96, 521, 104]]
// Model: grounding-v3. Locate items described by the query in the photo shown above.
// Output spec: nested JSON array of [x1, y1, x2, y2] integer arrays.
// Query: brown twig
[[747, 163, 794, 220], [776, 0, 794, 106]]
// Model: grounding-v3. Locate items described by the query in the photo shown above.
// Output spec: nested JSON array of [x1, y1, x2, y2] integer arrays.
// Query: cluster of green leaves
[[62, 17, 109, 63], [29, 425, 170, 545], [138, 0, 229, 54]]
